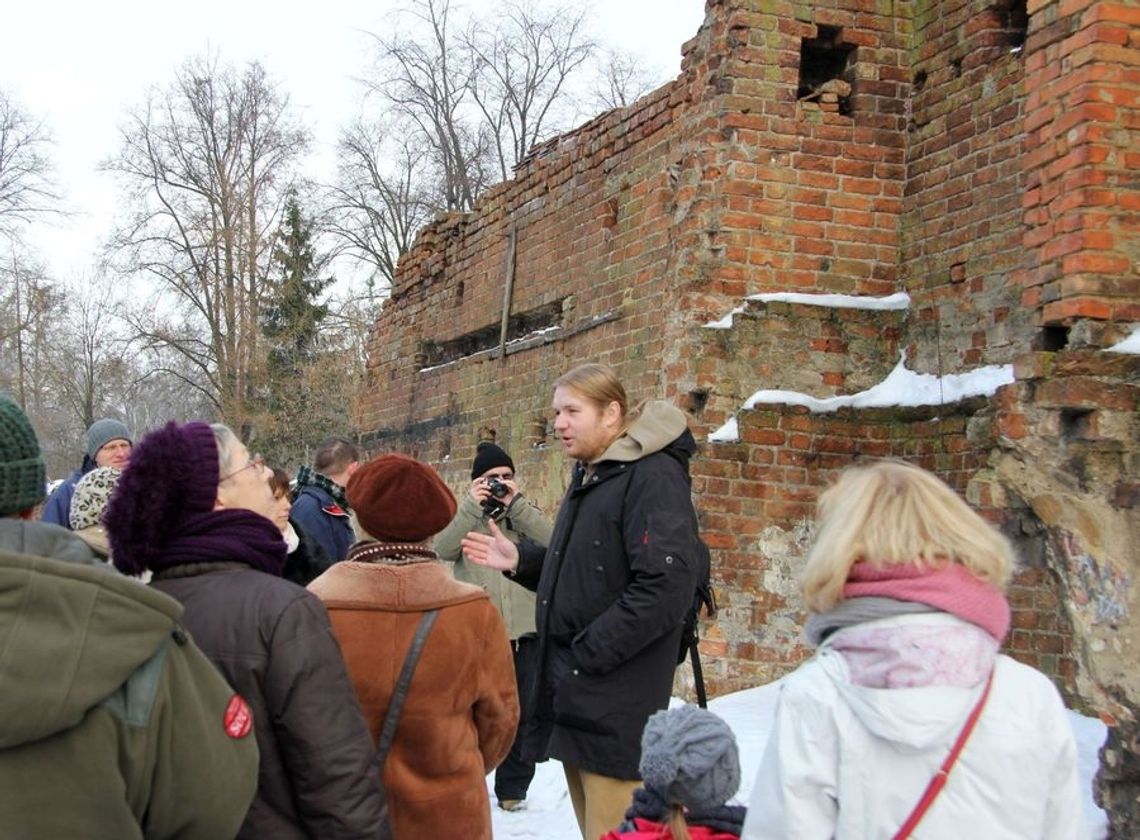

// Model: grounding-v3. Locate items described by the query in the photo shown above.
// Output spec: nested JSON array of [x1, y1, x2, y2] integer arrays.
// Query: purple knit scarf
[[148, 508, 287, 577]]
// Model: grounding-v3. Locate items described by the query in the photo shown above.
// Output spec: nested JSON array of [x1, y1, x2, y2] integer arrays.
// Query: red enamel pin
[[224, 694, 253, 739]]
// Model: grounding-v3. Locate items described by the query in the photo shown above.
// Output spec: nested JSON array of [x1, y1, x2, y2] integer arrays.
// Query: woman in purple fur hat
[[104, 421, 389, 840]]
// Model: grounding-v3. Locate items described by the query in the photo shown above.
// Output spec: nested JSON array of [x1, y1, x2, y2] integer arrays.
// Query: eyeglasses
[[221, 453, 264, 482]]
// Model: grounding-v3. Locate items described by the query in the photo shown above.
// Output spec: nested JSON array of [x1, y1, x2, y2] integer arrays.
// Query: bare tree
[[326, 121, 436, 288], [104, 56, 309, 436], [0, 91, 60, 236], [463, 1, 594, 181], [0, 248, 56, 407], [591, 48, 661, 111], [368, 0, 488, 212], [46, 277, 132, 429]]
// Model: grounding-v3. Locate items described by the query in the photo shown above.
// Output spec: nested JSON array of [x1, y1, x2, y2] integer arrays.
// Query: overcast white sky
[[1, 0, 706, 281]]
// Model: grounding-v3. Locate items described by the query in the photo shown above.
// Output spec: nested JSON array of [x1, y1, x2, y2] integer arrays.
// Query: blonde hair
[[666, 804, 690, 840], [554, 363, 628, 417], [801, 459, 1015, 612]]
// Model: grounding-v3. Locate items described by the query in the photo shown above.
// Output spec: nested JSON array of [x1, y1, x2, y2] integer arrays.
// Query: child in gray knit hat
[[602, 704, 747, 840]]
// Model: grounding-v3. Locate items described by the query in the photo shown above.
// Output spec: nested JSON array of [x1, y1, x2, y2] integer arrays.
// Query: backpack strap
[[689, 640, 708, 709], [892, 668, 995, 839], [375, 609, 440, 768]]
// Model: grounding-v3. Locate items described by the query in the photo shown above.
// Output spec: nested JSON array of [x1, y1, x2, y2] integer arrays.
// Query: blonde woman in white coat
[[742, 459, 1086, 840]]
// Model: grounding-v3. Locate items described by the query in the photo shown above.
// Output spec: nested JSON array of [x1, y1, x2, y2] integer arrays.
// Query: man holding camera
[[434, 441, 553, 812]]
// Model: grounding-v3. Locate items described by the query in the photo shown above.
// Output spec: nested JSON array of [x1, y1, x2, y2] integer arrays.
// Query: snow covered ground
[[489, 681, 1109, 839]]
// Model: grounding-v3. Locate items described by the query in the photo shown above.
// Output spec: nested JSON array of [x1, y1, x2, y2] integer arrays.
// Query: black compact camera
[[485, 478, 510, 499], [481, 477, 510, 519]]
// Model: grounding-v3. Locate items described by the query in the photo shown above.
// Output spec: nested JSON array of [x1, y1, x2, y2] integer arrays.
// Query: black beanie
[[470, 441, 514, 480]]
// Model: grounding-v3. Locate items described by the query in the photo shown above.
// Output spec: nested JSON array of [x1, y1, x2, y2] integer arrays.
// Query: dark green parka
[[0, 520, 259, 839]]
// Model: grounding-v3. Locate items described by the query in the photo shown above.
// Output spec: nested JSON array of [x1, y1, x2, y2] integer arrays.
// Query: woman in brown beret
[[308, 453, 519, 840]]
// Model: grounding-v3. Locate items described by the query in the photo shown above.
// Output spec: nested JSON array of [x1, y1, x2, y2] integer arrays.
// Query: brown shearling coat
[[309, 557, 519, 840]]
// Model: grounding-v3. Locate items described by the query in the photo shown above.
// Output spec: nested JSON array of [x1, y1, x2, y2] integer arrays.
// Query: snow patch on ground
[[489, 681, 1107, 838]]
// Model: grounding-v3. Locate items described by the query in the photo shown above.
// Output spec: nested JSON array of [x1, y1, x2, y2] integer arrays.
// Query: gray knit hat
[[0, 393, 47, 517], [70, 466, 122, 530], [639, 704, 740, 812], [86, 418, 131, 460]]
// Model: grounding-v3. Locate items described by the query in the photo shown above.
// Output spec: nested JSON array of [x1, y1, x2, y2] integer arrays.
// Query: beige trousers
[[562, 763, 641, 840]]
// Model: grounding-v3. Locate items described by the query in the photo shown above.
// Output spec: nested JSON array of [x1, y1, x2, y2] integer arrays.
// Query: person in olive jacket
[[434, 440, 553, 811], [0, 393, 259, 839], [462, 363, 701, 840], [104, 420, 389, 840]]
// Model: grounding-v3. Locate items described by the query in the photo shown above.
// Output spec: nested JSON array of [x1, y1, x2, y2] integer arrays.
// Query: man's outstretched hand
[[461, 519, 520, 573]]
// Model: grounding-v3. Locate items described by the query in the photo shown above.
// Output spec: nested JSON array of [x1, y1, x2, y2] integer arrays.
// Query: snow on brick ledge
[[708, 352, 1014, 443]]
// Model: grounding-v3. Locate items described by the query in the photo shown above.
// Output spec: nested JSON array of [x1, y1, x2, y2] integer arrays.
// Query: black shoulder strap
[[689, 641, 708, 709], [375, 609, 439, 767]]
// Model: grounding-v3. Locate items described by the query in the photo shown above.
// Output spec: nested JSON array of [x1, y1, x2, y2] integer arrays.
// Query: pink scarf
[[843, 561, 1010, 642]]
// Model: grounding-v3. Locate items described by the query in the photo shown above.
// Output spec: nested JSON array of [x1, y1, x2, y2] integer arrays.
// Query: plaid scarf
[[294, 465, 350, 510]]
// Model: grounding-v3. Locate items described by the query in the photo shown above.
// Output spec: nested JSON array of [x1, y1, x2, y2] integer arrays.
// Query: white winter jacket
[[742, 613, 1087, 840]]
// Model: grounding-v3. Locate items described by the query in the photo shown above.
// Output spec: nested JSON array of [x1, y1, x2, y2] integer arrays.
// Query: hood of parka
[[0, 521, 183, 748], [0, 518, 104, 568], [595, 400, 695, 465], [815, 619, 987, 751]]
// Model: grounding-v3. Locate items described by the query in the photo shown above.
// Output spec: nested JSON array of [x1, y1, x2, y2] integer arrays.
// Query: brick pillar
[[1019, 1, 1140, 339]]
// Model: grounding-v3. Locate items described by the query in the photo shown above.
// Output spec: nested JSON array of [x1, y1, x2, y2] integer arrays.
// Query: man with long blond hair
[[462, 363, 701, 840], [742, 459, 1085, 840]]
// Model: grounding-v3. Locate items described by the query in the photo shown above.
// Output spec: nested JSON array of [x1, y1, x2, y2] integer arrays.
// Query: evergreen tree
[[262, 190, 332, 371], [258, 191, 337, 465]]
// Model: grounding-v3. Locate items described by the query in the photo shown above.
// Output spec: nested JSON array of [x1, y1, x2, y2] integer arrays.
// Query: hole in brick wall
[[529, 416, 549, 449], [686, 389, 710, 415], [951, 57, 964, 77], [913, 70, 928, 92], [455, 280, 465, 305], [798, 24, 856, 117], [477, 427, 497, 445], [1039, 325, 1070, 351], [1059, 408, 1094, 441], [993, 0, 1029, 51], [419, 300, 565, 368]]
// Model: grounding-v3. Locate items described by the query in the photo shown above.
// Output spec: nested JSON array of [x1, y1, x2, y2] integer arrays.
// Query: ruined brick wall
[[685, 397, 1080, 700], [360, 0, 1138, 827], [903, 0, 1034, 370], [1018, 0, 1139, 338], [987, 350, 1139, 829]]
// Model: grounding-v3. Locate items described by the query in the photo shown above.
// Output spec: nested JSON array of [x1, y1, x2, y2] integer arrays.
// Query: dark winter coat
[[40, 460, 93, 527], [514, 401, 700, 780], [292, 485, 355, 563], [152, 561, 387, 840], [282, 519, 334, 586], [0, 520, 259, 839]]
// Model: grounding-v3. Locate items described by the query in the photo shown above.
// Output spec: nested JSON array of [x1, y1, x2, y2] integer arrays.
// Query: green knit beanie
[[0, 393, 46, 516]]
